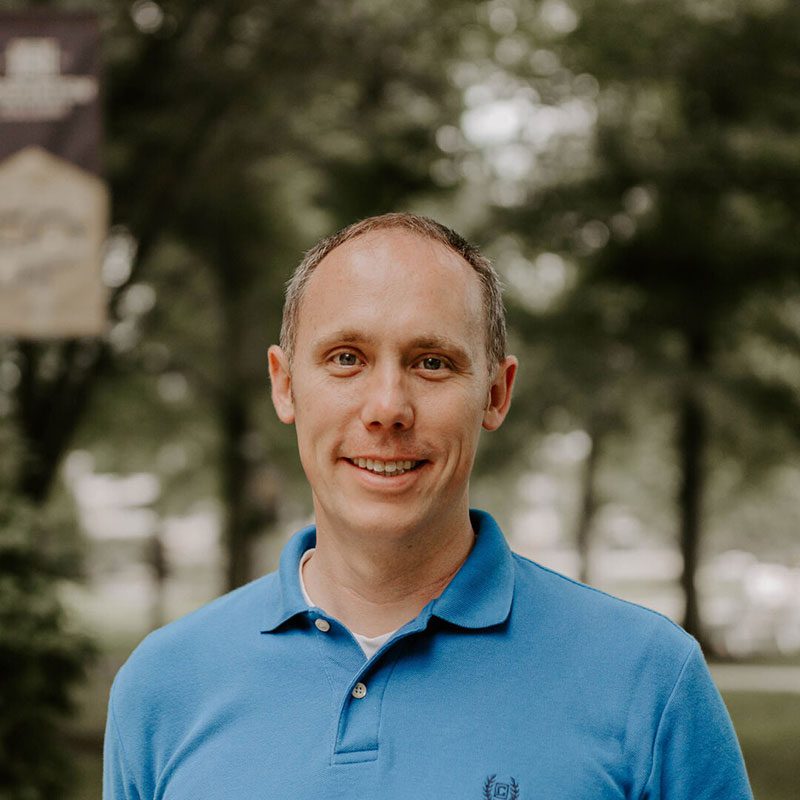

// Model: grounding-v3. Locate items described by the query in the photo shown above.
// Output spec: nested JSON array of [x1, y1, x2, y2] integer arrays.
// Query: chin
[[336, 502, 430, 538]]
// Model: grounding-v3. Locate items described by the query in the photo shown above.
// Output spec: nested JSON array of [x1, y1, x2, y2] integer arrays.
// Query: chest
[[155, 652, 631, 800]]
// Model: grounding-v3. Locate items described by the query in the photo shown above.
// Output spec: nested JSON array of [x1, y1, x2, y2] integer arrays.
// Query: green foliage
[[0, 497, 94, 800], [3, 0, 473, 590], [486, 7, 799, 479]]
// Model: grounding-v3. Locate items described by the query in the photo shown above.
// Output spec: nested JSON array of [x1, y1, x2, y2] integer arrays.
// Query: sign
[[0, 12, 107, 337], [0, 147, 107, 337]]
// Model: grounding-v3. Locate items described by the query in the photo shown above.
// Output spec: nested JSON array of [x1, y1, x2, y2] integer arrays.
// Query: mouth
[[344, 457, 427, 477]]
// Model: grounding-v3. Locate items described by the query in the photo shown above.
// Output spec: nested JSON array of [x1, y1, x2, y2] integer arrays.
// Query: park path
[[710, 664, 800, 694]]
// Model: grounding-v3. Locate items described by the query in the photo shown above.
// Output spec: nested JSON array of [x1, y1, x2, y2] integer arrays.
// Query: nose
[[359, 363, 414, 431]]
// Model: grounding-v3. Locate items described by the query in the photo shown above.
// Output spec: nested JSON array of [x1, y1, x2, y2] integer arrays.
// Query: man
[[104, 213, 753, 799]]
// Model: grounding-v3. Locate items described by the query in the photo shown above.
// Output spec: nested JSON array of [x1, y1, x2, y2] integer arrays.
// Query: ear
[[268, 345, 295, 424], [482, 355, 518, 431]]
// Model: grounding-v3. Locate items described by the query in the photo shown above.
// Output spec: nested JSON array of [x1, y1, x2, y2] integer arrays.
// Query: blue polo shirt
[[104, 510, 752, 799]]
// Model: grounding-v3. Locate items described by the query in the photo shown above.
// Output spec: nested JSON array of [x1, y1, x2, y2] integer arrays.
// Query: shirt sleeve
[[103, 696, 142, 800], [642, 641, 753, 800]]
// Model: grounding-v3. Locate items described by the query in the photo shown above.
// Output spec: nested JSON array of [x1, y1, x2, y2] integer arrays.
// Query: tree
[[0, 495, 94, 800], [4, 0, 473, 589], [0, 4, 476, 795], [486, 0, 800, 643]]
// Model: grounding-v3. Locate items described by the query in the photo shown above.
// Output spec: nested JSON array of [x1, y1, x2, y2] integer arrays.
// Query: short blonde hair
[[280, 212, 507, 370]]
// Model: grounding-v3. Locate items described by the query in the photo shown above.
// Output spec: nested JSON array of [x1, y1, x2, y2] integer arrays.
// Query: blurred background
[[1, 0, 798, 798]]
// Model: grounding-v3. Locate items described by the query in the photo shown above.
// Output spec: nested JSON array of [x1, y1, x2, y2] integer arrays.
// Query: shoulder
[[110, 571, 277, 708], [506, 552, 706, 764], [105, 572, 281, 789], [510, 552, 695, 666]]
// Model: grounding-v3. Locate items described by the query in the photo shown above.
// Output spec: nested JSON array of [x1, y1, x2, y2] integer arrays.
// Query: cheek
[[293, 374, 349, 418], [292, 383, 358, 457], [426, 395, 487, 457], [429, 384, 487, 423]]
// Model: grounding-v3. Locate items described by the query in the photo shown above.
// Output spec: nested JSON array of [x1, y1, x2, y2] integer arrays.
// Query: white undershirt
[[298, 549, 398, 659]]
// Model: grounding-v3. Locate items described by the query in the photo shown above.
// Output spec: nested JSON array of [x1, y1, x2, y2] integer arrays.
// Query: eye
[[332, 351, 360, 367], [419, 356, 447, 371]]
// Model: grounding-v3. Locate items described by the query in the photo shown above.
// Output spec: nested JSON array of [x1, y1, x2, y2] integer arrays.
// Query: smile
[[345, 457, 425, 476]]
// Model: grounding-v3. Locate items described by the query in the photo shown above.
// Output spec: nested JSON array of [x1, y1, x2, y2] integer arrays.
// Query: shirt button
[[351, 682, 367, 699], [314, 618, 331, 632]]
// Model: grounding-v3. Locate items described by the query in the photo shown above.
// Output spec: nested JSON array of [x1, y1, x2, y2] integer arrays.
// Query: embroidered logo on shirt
[[483, 775, 520, 799]]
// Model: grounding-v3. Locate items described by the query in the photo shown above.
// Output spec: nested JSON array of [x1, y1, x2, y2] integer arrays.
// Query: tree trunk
[[220, 380, 252, 592], [678, 390, 704, 639], [146, 526, 169, 631], [217, 278, 260, 593], [677, 332, 711, 647], [15, 339, 107, 505], [574, 426, 600, 586]]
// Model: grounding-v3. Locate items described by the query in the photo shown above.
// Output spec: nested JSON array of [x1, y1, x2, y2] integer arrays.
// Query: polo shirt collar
[[260, 523, 316, 633], [260, 509, 515, 634], [428, 509, 514, 629]]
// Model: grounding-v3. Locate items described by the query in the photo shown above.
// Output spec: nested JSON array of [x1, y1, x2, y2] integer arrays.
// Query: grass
[[71, 745, 103, 800], [724, 691, 800, 800]]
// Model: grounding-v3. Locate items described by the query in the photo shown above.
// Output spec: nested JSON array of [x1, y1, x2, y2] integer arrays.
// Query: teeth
[[351, 458, 419, 475]]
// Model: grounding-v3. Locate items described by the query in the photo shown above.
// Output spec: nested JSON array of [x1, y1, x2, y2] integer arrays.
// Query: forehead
[[295, 229, 486, 353]]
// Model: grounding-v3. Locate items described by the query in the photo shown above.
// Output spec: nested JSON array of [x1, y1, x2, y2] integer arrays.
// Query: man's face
[[268, 229, 516, 541]]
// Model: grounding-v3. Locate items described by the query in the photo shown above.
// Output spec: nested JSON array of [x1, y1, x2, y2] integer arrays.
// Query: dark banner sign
[[0, 11, 101, 173], [0, 11, 107, 337]]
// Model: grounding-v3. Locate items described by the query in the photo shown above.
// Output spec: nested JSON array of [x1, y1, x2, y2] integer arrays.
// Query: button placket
[[331, 647, 407, 763]]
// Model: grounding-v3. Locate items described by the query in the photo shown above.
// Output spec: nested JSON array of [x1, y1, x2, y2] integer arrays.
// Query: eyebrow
[[311, 329, 473, 364]]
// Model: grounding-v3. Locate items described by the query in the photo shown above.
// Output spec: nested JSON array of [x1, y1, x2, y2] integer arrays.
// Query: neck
[[302, 511, 475, 637]]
